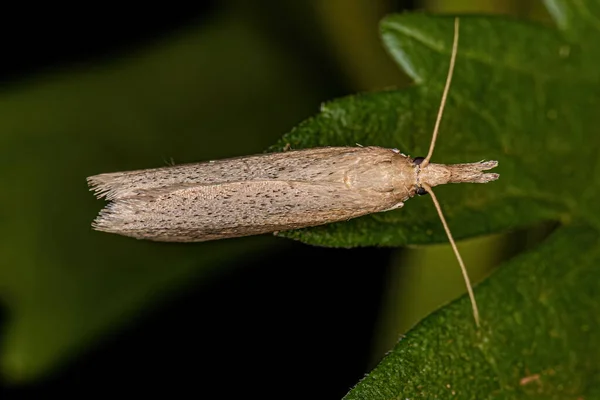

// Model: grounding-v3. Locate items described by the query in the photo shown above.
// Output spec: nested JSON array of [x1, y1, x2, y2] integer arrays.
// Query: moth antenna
[[421, 182, 480, 327], [421, 17, 460, 169], [419, 17, 480, 325]]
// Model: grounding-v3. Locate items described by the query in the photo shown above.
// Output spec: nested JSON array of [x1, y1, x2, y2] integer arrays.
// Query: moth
[[88, 18, 497, 325]]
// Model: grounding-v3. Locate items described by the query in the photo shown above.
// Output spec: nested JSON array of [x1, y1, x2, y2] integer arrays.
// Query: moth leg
[[382, 202, 404, 212]]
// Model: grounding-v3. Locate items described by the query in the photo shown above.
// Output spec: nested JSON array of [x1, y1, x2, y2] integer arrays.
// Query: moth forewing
[[89, 147, 413, 242]]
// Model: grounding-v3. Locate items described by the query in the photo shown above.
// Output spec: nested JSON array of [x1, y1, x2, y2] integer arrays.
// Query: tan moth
[[88, 18, 497, 326]]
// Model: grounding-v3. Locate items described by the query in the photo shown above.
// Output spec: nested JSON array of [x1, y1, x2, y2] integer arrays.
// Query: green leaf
[[274, 8, 600, 247], [345, 223, 600, 399]]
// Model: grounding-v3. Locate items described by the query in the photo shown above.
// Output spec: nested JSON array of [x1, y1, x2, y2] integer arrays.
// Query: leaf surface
[[275, 8, 599, 247]]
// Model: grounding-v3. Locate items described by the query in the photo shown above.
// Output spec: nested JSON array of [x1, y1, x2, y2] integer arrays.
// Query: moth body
[[88, 146, 498, 242]]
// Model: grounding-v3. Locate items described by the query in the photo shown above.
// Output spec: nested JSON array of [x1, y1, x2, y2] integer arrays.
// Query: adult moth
[[88, 18, 497, 326]]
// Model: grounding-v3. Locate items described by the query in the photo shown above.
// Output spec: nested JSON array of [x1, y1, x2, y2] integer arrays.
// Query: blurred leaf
[[313, 0, 410, 90], [0, 9, 328, 382]]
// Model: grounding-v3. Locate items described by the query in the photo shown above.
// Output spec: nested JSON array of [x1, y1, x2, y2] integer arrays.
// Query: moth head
[[411, 156, 429, 196], [411, 155, 499, 191]]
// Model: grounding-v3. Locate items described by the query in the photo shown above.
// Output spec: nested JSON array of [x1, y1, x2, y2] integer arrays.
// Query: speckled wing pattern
[[88, 147, 413, 242]]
